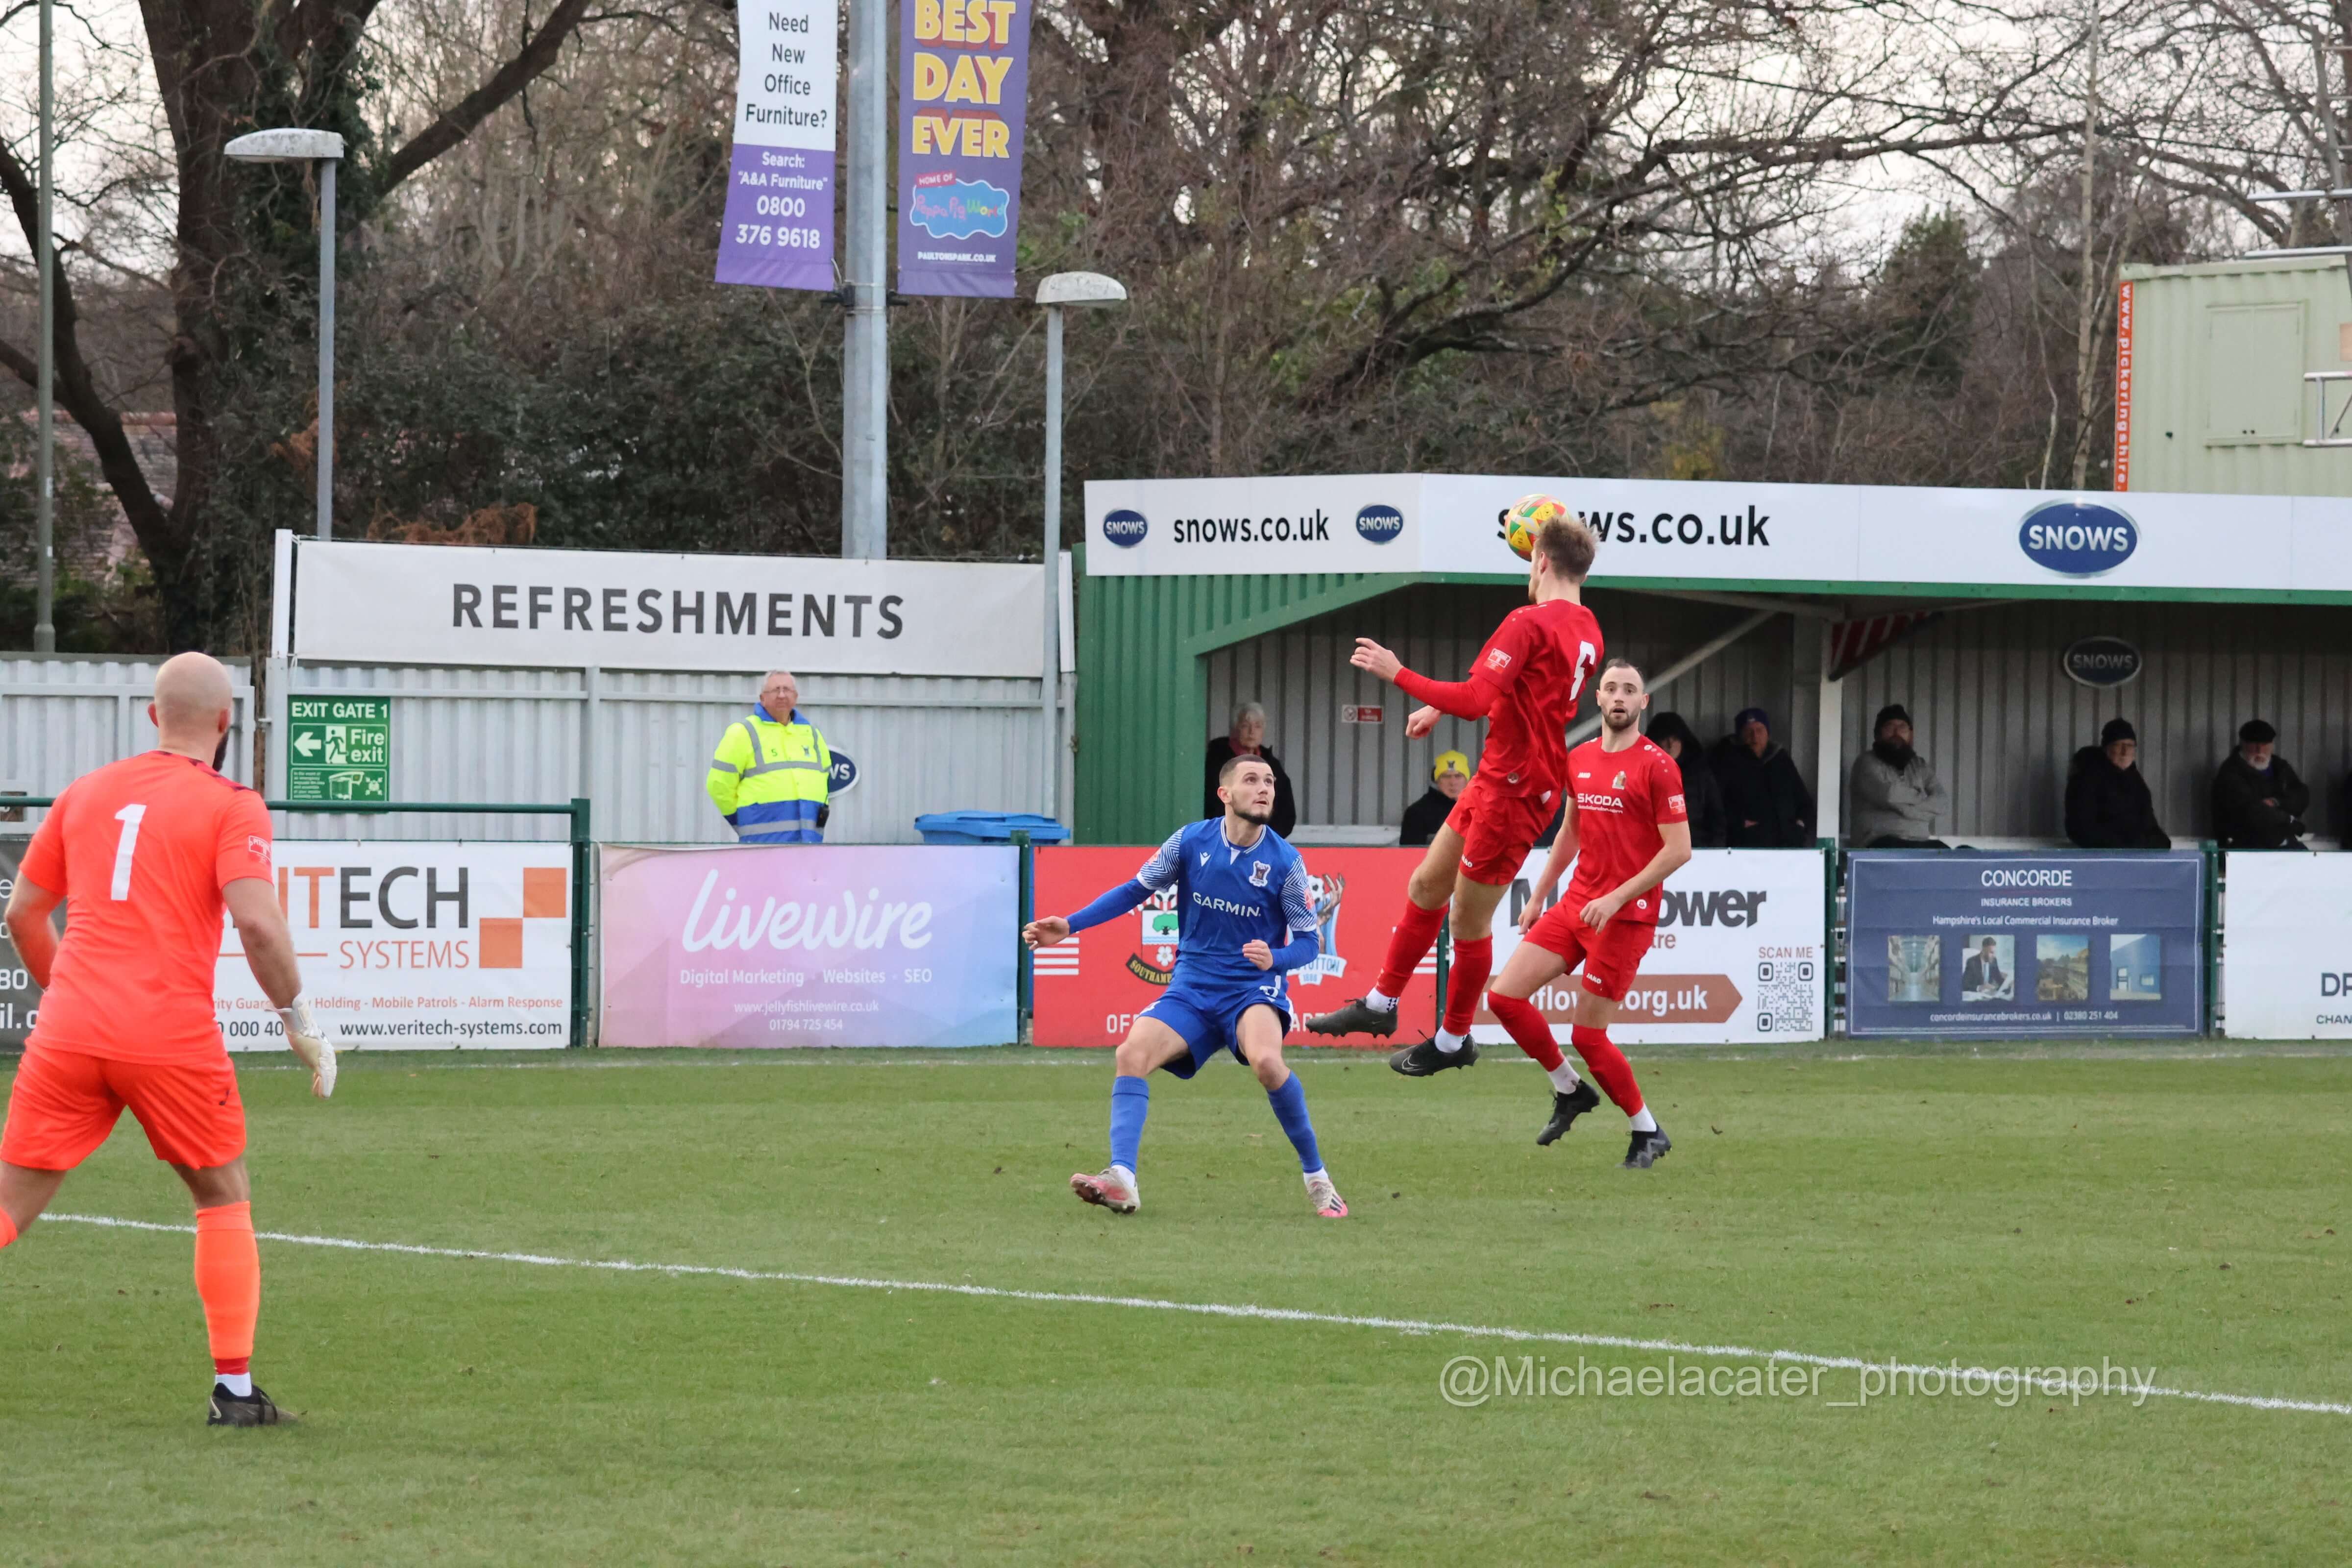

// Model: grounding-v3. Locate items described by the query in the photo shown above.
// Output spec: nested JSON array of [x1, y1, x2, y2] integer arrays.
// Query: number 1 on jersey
[[110, 803, 147, 901]]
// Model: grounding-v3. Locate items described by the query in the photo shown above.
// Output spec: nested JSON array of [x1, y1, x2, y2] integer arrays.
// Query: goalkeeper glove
[[278, 996, 339, 1100]]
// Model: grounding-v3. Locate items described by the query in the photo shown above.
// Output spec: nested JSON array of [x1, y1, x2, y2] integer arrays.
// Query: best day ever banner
[[898, 0, 1031, 296]]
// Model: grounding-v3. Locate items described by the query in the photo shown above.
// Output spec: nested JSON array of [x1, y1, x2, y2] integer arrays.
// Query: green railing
[[7, 796, 594, 1048]]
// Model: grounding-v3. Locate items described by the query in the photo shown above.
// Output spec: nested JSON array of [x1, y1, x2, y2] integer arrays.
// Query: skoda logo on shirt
[[1102, 508, 1149, 548], [1354, 504, 1405, 544], [2018, 500, 2138, 576]]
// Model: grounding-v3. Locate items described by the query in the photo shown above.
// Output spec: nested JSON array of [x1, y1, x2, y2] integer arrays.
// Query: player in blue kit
[[1023, 755, 1348, 1219]]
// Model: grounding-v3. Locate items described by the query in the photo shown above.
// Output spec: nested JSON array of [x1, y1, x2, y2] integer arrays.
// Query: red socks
[[1443, 936, 1492, 1036], [193, 1201, 260, 1376], [0, 1208, 16, 1249], [1374, 899, 1447, 999], [1569, 1025, 1645, 1116], [1486, 990, 1564, 1071]]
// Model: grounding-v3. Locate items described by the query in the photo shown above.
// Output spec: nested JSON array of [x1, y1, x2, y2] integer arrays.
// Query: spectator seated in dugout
[[2064, 717, 2170, 850], [1203, 701, 1298, 837], [1644, 710, 1725, 848], [1711, 706, 1814, 847], [1848, 702, 1951, 849], [1401, 750, 1471, 847], [2211, 719, 2309, 851]]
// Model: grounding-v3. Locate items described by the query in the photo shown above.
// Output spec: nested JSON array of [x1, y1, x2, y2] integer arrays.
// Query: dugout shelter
[[1073, 475, 2352, 851]]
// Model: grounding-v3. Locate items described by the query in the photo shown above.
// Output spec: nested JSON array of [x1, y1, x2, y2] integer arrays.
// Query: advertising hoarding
[[1083, 472, 2352, 598], [221, 841, 575, 1049], [599, 843, 1016, 1047], [1, 839, 573, 1053], [0, 838, 35, 1048], [2221, 854, 2352, 1039], [1845, 851, 2204, 1038], [1031, 845, 1436, 1047], [1469, 848, 1826, 1046]]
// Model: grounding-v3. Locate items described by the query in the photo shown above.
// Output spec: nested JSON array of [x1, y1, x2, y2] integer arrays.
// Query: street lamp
[[1034, 270, 1127, 822], [225, 129, 346, 540]]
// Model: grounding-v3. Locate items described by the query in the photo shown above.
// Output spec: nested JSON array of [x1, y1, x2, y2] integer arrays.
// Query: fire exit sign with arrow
[[285, 696, 391, 802]]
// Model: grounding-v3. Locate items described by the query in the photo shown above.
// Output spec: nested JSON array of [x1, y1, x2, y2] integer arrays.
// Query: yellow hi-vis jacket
[[707, 708, 832, 844]]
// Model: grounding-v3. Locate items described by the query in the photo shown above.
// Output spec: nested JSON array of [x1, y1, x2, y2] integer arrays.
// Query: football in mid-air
[[1498, 493, 1568, 560]]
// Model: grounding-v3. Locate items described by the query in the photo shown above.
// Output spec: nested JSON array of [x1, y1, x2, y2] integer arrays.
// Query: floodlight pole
[[1042, 304, 1062, 819], [316, 156, 336, 540], [840, 0, 889, 560], [226, 130, 345, 540], [33, 0, 54, 650], [1033, 272, 1127, 821]]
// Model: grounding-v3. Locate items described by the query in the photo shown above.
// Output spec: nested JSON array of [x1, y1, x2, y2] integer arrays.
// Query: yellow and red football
[[1498, 493, 1568, 560]]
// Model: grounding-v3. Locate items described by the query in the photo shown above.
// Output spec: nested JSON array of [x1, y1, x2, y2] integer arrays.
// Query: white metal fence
[[0, 655, 1069, 846], [269, 662, 1075, 843]]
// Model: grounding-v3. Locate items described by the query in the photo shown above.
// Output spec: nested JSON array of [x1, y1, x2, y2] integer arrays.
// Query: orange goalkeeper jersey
[[19, 751, 274, 1065]]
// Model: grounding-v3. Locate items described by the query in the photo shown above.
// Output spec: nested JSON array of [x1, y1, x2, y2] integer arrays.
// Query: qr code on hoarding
[[1753, 958, 1816, 1036]]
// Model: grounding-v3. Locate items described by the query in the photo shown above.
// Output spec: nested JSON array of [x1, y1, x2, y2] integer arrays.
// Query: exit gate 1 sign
[[286, 696, 392, 802]]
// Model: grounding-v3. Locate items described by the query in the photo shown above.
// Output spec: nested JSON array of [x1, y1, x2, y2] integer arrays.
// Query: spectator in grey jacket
[[1849, 703, 1951, 848]]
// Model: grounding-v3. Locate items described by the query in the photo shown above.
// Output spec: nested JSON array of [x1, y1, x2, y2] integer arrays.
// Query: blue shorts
[[1139, 986, 1294, 1079]]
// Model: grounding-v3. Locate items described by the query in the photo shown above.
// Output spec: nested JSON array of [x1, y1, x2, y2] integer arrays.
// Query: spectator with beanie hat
[[2065, 717, 2170, 849], [1711, 707, 1814, 847], [1848, 702, 1951, 848], [2212, 719, 2310, 850], [1401, 750, 1472, 847]]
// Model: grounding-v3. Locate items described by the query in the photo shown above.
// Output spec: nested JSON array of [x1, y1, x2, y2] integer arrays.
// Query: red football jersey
[[1397, 598, 1602, 801], [19, 751, 274, 1064], [1563, 735, 1689, 926]]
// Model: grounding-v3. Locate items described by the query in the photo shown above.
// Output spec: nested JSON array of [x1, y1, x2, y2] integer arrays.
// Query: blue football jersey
[[1132, 818, 1316, 997]]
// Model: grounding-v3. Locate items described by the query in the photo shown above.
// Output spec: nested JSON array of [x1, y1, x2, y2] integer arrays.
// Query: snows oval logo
[[2062, 637, 2141, 689], [2018, 501, 2137, 576], [1102, 508, 1149, 548], [1354, 504, 1404, 544]]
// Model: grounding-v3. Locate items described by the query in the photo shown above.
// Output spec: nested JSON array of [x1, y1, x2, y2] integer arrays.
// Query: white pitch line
[[44, 1212, 2352, 1419]]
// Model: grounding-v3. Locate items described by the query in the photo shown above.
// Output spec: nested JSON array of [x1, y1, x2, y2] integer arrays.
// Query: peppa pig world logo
[[909, 173, 1010, 240]]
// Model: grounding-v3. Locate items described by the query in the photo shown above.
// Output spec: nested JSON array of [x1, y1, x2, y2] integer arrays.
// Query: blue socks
[[1265, 1074, 1322, 1173], [1109, 1075, 1151, 1173], [1109, 1071, 1321, 1176]]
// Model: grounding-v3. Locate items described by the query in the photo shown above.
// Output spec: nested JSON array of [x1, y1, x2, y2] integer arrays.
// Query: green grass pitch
[[2, 1043, 2348, 1565]]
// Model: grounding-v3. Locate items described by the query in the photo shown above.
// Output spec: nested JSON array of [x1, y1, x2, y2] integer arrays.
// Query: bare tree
[[0, 0, 605, 647]]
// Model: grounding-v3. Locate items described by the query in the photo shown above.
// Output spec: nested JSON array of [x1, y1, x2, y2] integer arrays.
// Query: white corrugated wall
[[1835, 600, 2352, 841], [279, 663, 1069, 843], [1, 657, 257, 805]]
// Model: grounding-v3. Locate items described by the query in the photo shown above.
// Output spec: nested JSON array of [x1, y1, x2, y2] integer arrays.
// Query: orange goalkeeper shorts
[[0, 1046, 246, 1171]]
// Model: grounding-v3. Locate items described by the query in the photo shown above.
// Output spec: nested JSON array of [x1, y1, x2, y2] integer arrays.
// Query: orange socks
[[193, 1201, 260, 1376], [0, 1209, 18, 1249]]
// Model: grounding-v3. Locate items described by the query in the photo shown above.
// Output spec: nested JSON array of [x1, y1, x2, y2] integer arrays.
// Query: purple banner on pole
[[897, 0, 1031, 297], [715, 145, 837, 291], [715, 0, 839, 293]]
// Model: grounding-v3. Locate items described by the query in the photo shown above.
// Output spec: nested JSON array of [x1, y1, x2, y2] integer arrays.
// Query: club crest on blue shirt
[[1250, 860, 1272, 886]]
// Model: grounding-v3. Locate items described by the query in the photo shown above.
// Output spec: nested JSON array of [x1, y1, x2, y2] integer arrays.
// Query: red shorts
[[1519, 906, 1657, 1003], [1444, 781, 1557, 886], [0, 1047, 246, 1171]]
